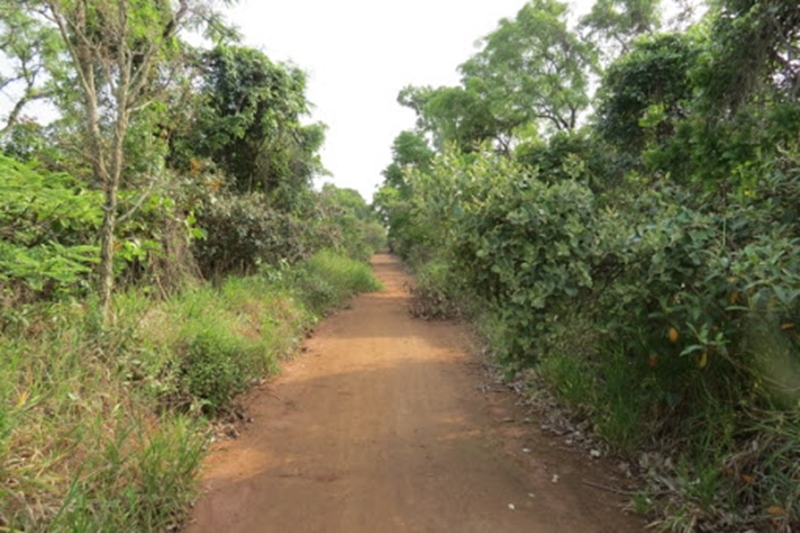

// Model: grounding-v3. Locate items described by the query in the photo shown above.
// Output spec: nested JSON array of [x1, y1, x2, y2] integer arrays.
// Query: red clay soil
[[185, 254, 646, 533]]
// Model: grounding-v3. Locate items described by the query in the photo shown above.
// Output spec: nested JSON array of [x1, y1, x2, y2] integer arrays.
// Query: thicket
[[376, 0, 800, 530], [0, 2, 384, 531]]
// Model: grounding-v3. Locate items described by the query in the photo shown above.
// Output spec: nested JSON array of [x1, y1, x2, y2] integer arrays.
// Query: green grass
[[0, 250, 380, 531], [289, 249, 382, 315], [0, 315, 207, 531]]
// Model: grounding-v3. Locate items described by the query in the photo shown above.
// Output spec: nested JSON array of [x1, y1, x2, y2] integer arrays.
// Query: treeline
[[0, 2, 383, 531], [376, 0, 800, 530]]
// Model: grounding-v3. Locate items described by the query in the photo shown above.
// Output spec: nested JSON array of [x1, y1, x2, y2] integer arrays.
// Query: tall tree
[[1, 0, 231, 323], [596, 32, 699, 155], [373, 131, 435, 255], [380, 130, 434, 190], [696, 0, 800, 111], [177, 45, 326, 203], [459, 0, 596, 135], [397, 84, 521, 153], [579, 0, 661, 61], [0, 5, 61, 135]]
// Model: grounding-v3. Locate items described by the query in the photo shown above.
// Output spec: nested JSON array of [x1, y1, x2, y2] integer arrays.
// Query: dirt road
[[186, 254, 645, 533]]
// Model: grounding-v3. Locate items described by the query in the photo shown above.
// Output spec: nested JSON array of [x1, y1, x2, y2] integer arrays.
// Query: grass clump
[[289, 249, 381, 315], [0, 313, 206, 532]]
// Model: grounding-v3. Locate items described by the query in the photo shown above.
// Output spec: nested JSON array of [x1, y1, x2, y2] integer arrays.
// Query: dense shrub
[[193, 185, 385, 279], [396, 144, 800, 529], [288, 250, 382, 315], [193, 193, 308, 277], [408, 259, 463, 319]]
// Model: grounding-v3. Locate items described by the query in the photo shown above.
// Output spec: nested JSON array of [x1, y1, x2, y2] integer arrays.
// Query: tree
[[579, 0, 661, 61], [397, 0, 596, 155], [0, 5, 61, 135], [180, 45, 326, 203], [398, 84, 520, 153], [380, 130, 434, 190], [320, 183, 371, 220], [1, 0, 231, 323], [695, 0, 800, 112], [459, 0, 596, 135], [595, 32, 699, 155], [374, 131, 435, 256]]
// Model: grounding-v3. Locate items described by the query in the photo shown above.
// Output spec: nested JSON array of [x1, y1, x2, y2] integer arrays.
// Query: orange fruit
[[667, 327, 679, 343]]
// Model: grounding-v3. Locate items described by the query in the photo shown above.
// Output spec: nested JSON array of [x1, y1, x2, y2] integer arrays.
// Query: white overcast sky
[[226, 0, 596, 202]]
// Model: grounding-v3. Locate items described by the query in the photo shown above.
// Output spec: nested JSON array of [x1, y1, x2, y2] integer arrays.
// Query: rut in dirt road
[[186, 254, 645, 533]]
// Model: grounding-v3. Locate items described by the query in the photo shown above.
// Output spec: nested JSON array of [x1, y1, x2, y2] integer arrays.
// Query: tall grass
[[288, 249, 382, 315], [0, 250, 380, 531], [0, 309, 207, 531]]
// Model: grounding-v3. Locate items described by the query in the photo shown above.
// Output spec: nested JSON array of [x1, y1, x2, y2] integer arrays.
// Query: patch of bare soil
[[185, 254, 646, 532]]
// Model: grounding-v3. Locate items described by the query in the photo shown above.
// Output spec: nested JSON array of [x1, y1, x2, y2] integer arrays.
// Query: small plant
[[181, 323, 262, 414]]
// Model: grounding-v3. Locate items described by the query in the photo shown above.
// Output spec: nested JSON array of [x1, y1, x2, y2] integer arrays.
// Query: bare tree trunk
[[99, 14, 134, 325], [99, 188, 118, 321]]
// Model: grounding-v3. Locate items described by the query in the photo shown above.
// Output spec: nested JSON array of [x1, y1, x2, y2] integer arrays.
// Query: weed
[[538, 352, 596, 413]]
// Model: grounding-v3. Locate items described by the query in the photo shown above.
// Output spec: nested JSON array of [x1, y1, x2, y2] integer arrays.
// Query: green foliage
[[180, 320, 265, 414], [579, 0, 662, 60], [0, 4, 63, 136], [396, 0, 596, 159], [398, 85, 510, 152], [696, 0, 800, 113], [0, 304, 206, 532], [380, 130, 435, 190], [0, 155, 101, 298], [318, 184, 386, 262], [596, 33, 699, 157], [192, 192, 307, 277], [459, 0, 596, 134], [0, 2, 383, 531], [374, 131, 434, 256], [404, 148, 600, 360], [362, 220, 388, 255], [376, 0, 800, 526], [192, 183, 384, 278], [383, 135, 800, 528], [179, 45, 326, 199], [514, 130, 613, 190], [408, 259, 463, 320]]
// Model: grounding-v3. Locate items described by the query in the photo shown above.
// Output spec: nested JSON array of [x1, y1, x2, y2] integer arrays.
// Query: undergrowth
[[0, 250, 379, 531], [399, 148, 800, 532]]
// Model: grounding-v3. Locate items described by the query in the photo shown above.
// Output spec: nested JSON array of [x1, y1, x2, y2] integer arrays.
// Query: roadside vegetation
[[375, 0, 800, 530], [0, 2, 383, 531]]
